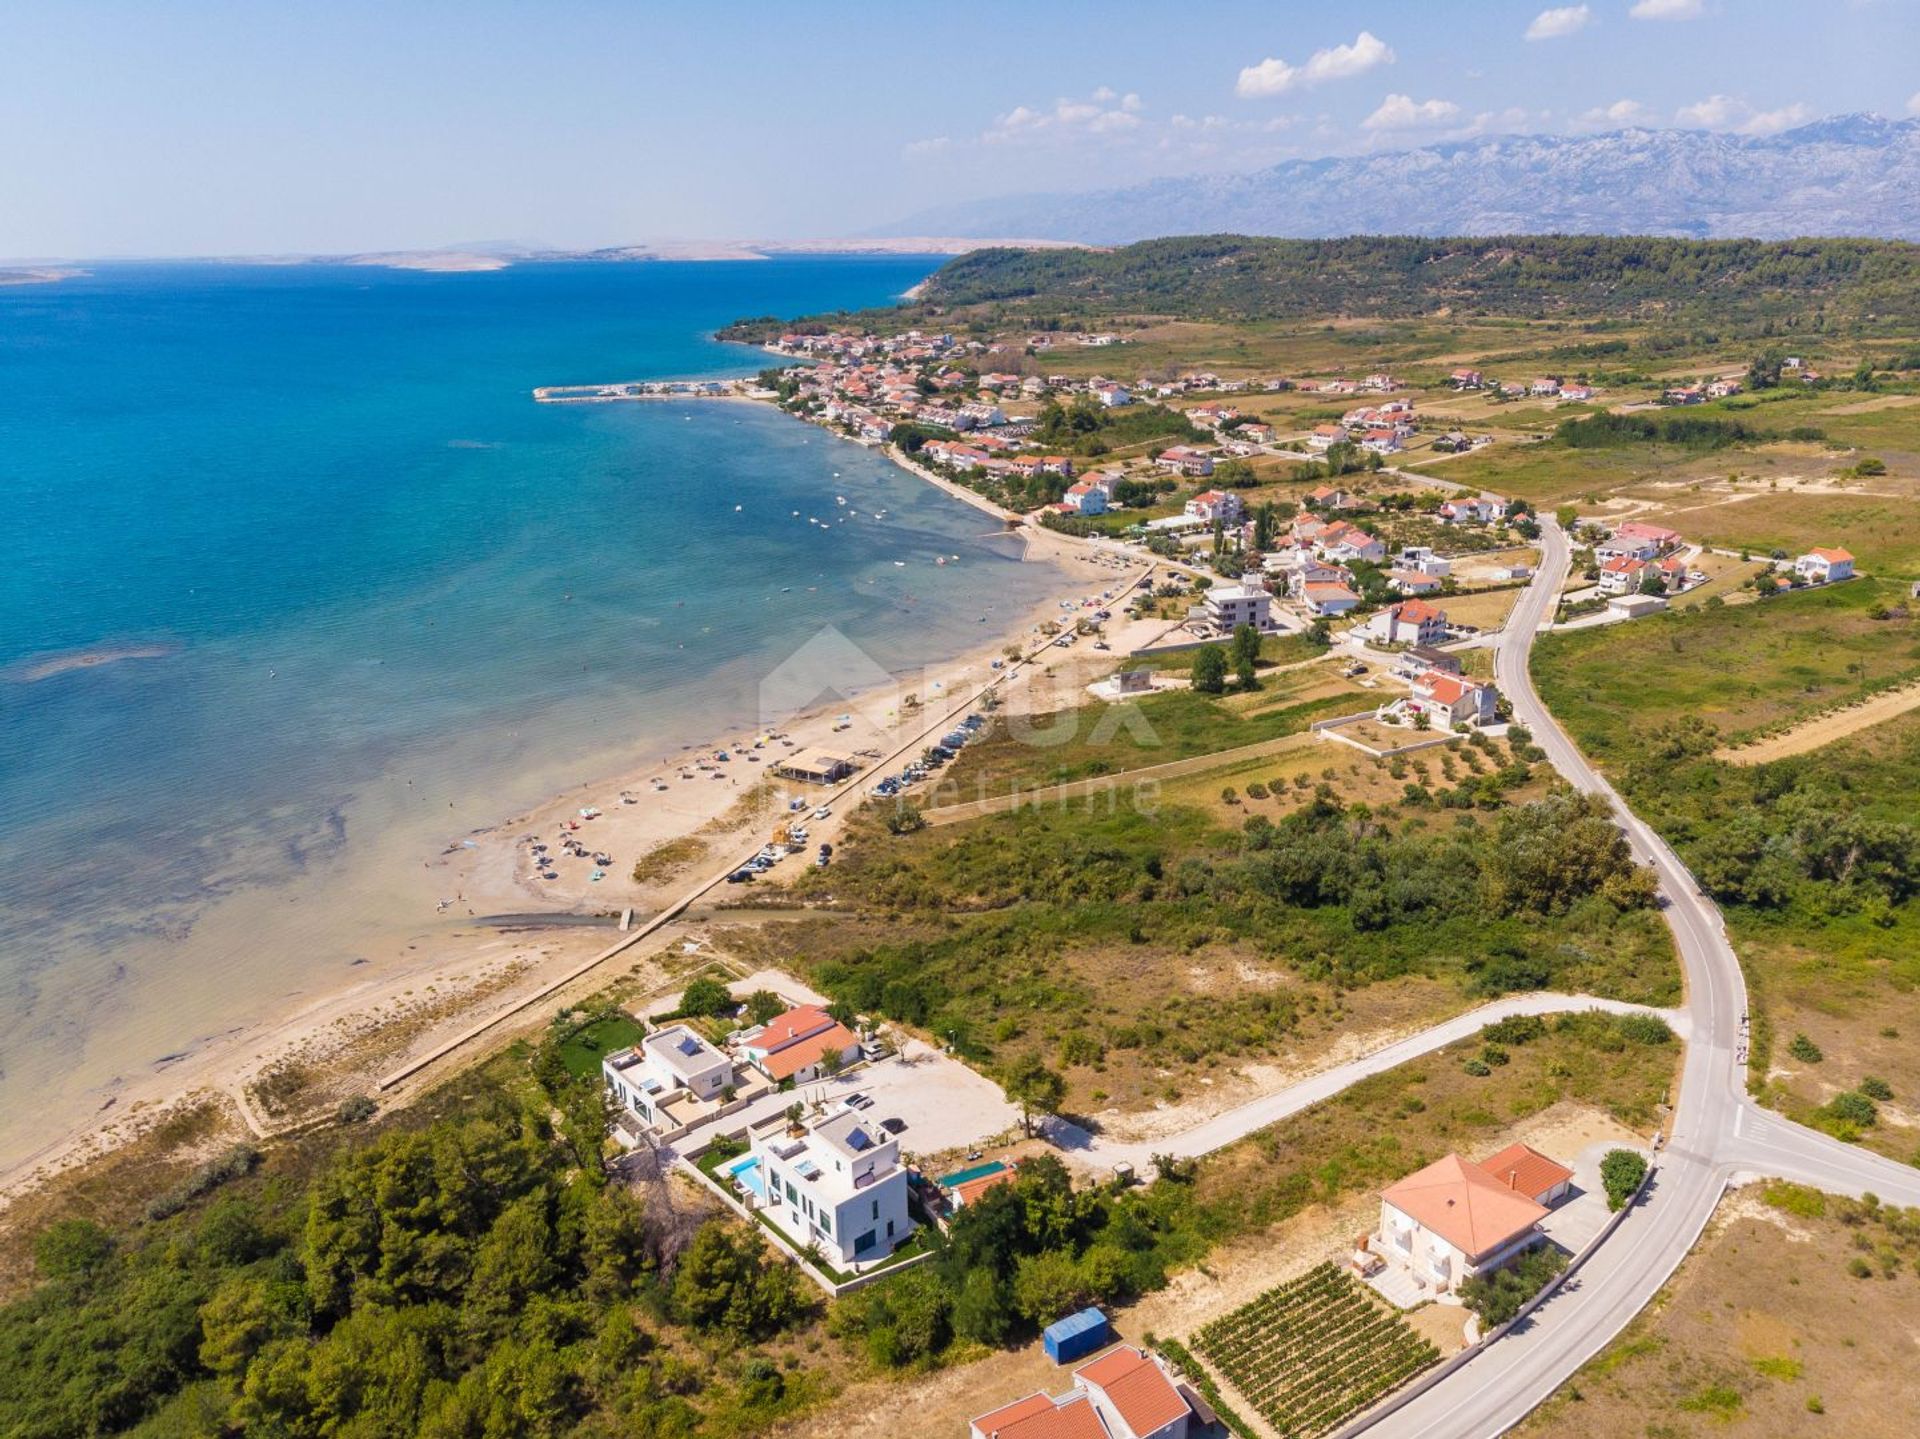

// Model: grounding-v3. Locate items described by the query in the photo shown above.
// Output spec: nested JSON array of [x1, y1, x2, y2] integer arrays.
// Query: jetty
[[532, 377, 775, 404]]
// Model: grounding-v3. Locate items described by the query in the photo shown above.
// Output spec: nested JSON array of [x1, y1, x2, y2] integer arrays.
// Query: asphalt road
[[1359, 518, 1920, 1438], [1045, 995, 1689, 1174]]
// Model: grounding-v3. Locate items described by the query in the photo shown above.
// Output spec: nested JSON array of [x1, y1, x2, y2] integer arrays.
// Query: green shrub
[[1600, 1149, 1649, 1211], [1787, 1033, 1824, 1064], [1460, 1244, 1568, 1327], [1823, 1090, 1879, 1128], [1463, 1058, 1492, 1077], [335, 1094, 378, 1125], [1859, 1075, 1893, 1101], [680, 975, 735, 1017], [1482, 1014, 1547, 1046], [1615, 1012, 1675, 1046]]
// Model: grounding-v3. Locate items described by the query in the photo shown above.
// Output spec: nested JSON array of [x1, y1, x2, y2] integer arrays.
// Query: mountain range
[[874, 114, 1920, 245]]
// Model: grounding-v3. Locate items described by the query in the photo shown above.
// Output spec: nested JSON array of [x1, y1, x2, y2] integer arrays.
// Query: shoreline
[[0, 397, 1146, 1216]]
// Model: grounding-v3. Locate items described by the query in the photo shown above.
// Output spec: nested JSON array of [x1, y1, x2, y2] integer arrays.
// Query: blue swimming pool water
[[726, 1154, 768, 1200]]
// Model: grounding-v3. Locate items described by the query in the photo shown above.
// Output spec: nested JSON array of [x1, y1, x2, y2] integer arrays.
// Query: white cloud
[[1236, 30, 1394, 98], [1630, 0, 1703, 18], [1676, 94, 1813, 134], [1526, 5, 1591, 40], [1578, 98, 1656, 127], [981, 91, 1144, 144], [1738, 103, 1813, 135], [1908, 91, 1920, 117], [1362, 93, 1464, 131]]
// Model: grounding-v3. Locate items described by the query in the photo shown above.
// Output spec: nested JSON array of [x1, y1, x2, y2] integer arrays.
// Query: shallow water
[[0, 258, 1061, 1165]]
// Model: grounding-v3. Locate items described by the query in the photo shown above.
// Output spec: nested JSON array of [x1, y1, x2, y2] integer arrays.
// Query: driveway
[[662, 1035, 1020, 1165], [1536, 1142, 1643, 1255]]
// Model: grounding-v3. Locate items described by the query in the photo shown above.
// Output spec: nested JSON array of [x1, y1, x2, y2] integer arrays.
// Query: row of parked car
[[869, 712, 986, 798]]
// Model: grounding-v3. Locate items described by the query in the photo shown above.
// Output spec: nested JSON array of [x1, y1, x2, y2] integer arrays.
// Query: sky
[[2, 0, 1916, 259]]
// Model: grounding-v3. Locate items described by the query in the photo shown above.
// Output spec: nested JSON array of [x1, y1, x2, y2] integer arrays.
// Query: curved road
[[1046, 995, 1688, 1174], [1361, 519, 1920, 1438]]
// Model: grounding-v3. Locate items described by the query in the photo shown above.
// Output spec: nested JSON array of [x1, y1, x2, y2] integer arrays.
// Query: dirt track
[[1717, 677, 1920, 765]]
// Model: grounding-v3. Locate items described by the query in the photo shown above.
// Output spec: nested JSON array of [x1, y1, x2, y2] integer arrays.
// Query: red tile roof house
[[1406, 670, 1497, 731], [969, 1347, 1192, 1439], [1611, 520, 1682, 552], [1596, 555, 1650, 596], [1183, 489, 1243, 524], [1375, 1145, 1573, 1295], [1364, 599, 1449, 647], [1794, 547, 1855, 584], [735, 1004, 863, 1084]]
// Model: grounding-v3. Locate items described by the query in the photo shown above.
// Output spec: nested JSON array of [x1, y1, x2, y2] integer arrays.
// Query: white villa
[[1377, 669, 1497, 732], [1184, 489, 1243, 524], [603, 1024, 749, 1137], [1204, 583, 1272, 633], [1363, 600, 1449, 648], [744, 1107, 912, 1267], [1795, 547, 1855, 584], [1374, 1145, 1572, 1296], [1061, 482, 1108, 515]]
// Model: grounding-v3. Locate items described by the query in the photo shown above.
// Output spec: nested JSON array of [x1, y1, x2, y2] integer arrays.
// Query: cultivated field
[[1191, 1263, 1439, 1439]]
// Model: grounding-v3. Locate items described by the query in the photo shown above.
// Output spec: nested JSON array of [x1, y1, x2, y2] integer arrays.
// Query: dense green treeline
[[725, 235, 1920, 339], [0, 1059, 815, 1439]]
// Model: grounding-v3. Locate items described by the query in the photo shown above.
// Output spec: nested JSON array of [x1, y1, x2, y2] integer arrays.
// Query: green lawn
[[555, 1013, 646, 1080]]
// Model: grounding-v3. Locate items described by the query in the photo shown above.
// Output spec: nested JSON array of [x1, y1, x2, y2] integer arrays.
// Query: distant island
[[0, 267, 86, 286], [221, 236, 1093, 274]]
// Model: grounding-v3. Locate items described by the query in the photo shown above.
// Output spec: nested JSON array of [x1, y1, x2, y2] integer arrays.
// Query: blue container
[[1042, 1307, 1110, 1364]]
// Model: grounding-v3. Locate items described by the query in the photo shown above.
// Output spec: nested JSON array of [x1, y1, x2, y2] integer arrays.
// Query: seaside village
[[515, 325, 1878, 1439]]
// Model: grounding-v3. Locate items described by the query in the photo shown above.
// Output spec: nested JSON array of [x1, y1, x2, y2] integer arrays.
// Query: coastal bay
[[0, 258, 1087, 1188]]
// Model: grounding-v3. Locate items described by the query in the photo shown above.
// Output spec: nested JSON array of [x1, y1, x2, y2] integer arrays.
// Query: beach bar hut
[[774, 750, 853, 784], [1043, 1307, 1110, 1365]]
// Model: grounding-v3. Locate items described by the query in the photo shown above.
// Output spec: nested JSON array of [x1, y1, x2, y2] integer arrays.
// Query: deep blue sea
[[0, 258, 1061, 1162]]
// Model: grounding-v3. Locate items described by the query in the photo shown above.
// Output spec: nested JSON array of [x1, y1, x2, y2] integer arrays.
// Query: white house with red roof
[[969, 1347, 1191, 1439], [1363, 600, 1449, 647], [1437, 496, 1503, 526], [1307, 423, 1347, 452], [735, 1004, 863, 1084], [1315, 521, 1386, 565], [1597, 555, 1651, 596], [1609, 520, 1682, 553], [1450, 368, 1484, 389], [1300, 580, 1362, 617], [1414, 670, 1496, 729], [1795, 547, 1855, 584], [1157, 446, 1215, 478], [1184, 489, 1243, 524], [1375, 1145, 1571, 1295], [1060, 482, 1107, 515]]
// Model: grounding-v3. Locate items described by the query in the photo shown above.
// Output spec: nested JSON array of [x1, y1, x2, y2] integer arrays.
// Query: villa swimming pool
[[725, 1153, 768, 1201]]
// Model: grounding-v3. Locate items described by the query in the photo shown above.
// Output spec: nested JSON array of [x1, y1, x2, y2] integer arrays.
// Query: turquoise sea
[[0, 258, 1061, 1166]]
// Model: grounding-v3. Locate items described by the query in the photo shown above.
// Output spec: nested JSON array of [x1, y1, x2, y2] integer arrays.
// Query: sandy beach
[[0, 414, 1157, 1215]]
